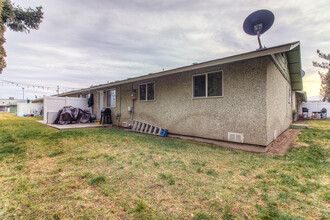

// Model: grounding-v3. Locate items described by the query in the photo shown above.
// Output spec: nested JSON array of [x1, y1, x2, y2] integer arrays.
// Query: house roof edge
[[58, 41, 301, 96]]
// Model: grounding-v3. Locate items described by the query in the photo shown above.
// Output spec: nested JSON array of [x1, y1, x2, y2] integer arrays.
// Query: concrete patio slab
[[37, 121, 112, 130]]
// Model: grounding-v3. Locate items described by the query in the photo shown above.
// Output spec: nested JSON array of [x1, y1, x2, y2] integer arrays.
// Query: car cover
[[54, 106, 91, 125]]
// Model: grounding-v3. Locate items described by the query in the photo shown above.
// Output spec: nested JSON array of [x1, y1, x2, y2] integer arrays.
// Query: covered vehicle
[[54, 106, 91, 125]]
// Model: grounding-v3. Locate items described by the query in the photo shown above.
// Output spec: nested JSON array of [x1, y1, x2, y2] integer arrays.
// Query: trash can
[[321, 108, 327, 119], [302, 107, 308, 118]]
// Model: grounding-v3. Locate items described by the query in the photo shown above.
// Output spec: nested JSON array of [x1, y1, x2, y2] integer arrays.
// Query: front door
[[98, 90, 104, 119]]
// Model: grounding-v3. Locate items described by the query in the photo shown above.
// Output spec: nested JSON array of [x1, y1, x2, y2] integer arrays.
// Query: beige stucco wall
[[266, 59, 292, 145], [62, 55, 294, 147], [123, 57, 269, 146]]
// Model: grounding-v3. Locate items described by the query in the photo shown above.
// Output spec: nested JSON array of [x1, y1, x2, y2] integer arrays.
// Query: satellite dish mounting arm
[[254, 24, 263, 49]]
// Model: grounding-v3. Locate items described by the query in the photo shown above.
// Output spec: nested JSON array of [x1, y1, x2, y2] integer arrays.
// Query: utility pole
[[22, 87, 24, 99]]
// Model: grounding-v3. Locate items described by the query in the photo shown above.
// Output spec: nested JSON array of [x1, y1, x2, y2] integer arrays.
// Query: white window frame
[[107, 89, 116, 108], [192, 70, 224, 99], [139, 82, 155, 101]]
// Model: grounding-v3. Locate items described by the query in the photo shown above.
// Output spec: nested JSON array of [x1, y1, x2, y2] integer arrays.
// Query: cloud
[[1, 0, 330, 99], [303, 72, 321, 97]]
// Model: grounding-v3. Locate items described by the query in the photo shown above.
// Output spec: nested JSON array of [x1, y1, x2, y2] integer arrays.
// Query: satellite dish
[[243, 9, 275, 50], [301, 70, 305, 77]]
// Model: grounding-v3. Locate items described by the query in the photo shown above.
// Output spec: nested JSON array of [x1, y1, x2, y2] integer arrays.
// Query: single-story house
[[57, 41, 306, 147], [0, 98, 25, 113]]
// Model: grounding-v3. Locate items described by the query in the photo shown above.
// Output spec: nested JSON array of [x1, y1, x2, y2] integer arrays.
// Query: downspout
[[131, 83, 135, 127], [117, 85, 122, 126], [131, 97, 135, 123], [119, 84, 122, 117]]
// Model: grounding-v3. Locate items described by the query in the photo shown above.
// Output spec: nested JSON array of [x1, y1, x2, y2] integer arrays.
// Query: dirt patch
[[266, 129, 301, 155]]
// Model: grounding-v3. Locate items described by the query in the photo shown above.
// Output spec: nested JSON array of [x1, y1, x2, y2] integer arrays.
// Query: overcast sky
[[0, 0, 329, 99]]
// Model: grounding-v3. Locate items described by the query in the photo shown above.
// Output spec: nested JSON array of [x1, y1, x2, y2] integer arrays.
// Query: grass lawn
[[0, 113, 329, 219]]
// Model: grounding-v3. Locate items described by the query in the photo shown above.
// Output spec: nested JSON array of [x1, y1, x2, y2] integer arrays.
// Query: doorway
[[98, 90, 104, 119]]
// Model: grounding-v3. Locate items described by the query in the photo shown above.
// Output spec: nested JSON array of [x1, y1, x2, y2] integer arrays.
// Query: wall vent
[[228, 132, 244, 143]]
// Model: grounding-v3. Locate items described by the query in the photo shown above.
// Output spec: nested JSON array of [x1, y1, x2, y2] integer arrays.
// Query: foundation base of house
[[167, 134, 267, 153], [37, 121, 113, 130], [168, 128, 301, 155]]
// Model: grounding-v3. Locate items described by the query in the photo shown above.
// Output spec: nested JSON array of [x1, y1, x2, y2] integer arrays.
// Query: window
[[193, 71, 223, 98], [193, 75, 206, 97], [107, 89, 116, 107], [288, 87, 291, 104], [140, 83, 155, 101]]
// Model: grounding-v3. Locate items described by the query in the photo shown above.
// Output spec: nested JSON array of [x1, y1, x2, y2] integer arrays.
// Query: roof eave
[[286, 43, 303, 91], [296, 91, 307, 102]]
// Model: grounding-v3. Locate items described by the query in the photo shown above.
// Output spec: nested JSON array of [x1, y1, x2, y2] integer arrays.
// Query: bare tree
[[312, 50, 330, 102]]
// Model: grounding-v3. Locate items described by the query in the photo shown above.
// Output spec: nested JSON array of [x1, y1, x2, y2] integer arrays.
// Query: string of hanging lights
[[0, 79, 82, 93]]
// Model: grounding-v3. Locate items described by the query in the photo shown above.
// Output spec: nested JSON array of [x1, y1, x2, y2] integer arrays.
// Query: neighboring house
[[0, 98, 25, 113], [306, 95, 323, 102], [58, 41, 306, 147]]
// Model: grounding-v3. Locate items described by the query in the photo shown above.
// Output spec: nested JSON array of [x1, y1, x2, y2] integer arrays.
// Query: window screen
[[208, 72, 222, 97], [107, 89, 116, 107], [193, 75, 206, 97], [147, 83, 154, 100], [288, 87, 291, 104], [140, 84, 147, 100]]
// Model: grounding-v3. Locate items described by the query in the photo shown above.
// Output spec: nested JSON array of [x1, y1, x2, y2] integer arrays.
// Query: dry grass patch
[[0, 113, 329, 219]]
